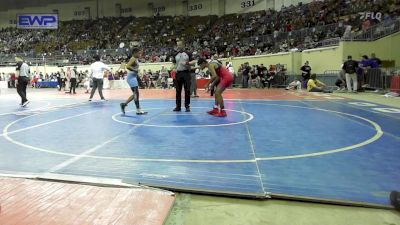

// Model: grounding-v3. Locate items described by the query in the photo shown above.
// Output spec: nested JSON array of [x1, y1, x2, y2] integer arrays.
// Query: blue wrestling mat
[[0, 97, 399, 207]]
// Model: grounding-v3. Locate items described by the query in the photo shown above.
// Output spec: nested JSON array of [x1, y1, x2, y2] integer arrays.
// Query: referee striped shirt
[[173, 51, 193, 72], [16, 62, 30, 77]]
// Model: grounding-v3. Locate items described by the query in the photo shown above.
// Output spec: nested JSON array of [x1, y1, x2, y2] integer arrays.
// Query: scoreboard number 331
[[241, 0, 255, 8]]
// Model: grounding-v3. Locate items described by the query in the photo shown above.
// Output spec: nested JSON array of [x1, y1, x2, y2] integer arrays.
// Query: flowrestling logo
[[359, 12, 382, 21], [17, 14, 58, 29]]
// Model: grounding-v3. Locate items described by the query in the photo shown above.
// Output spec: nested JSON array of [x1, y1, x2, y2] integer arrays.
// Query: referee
[[172, 40, 195, 112], [15, 57, 30, 107]]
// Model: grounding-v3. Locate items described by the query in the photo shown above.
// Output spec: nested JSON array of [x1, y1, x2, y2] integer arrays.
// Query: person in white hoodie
[[89, 55, 110, 101]]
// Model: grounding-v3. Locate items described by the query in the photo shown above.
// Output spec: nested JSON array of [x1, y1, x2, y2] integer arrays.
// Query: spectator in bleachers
[[362, 19, 371, 31], [0, 0, 398, 67]]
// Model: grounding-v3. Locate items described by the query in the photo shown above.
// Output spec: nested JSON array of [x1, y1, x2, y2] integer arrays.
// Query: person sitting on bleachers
[[250, 65, 260, 88]]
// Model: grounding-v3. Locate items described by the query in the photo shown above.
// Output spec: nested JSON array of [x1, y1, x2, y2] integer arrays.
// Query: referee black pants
[[57, 77, 62, 91], [70, 78, 77, 94], [175, 71, 191, 109], [17, 76, 28, 104]]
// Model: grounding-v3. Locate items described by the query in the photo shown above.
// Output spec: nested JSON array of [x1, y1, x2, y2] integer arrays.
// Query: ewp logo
[[359, 12, 382, 21], [17, 14, 58, 29]]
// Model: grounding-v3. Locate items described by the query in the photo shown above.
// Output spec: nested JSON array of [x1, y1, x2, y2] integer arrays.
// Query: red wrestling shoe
[[207, 108, 219, 115], [214, 110, 227, 117]]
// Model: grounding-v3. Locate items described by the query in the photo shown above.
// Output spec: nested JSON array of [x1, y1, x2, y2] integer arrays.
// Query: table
[[37, 81, 58, 88], [390, 75, 400, 93]]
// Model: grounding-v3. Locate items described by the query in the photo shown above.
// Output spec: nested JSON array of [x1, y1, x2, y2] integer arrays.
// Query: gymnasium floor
[[166, 92, 400, 225], [1, 88, 399, 211]]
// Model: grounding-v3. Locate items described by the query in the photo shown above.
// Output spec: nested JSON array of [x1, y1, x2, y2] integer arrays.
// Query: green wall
[[229, 48, 341, 74], [227, 32, 399, 75], [341, 32, 400, 67], [301, 46, 343, 73], [228, 52, 294, 73]]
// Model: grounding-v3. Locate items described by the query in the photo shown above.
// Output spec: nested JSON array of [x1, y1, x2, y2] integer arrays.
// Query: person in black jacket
[[342, 56, 359, 93], [300, 61, 311, 89], [241, 62, 251, 88]]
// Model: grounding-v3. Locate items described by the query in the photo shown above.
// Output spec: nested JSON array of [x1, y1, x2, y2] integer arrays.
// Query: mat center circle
[[112, 107, 254, 128]]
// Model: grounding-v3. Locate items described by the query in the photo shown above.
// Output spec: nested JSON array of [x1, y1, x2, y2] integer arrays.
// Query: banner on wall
[[17, 14, 58, 29]]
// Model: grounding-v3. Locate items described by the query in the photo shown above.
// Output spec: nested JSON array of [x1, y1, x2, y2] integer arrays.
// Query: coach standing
[[172, 40, 195, 112], [300, 61, 312, 89], [343, 55, 359, 93], [69, 66, 78, 94], [15, 57, 30, 107], [89, 55, 110, 101]]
